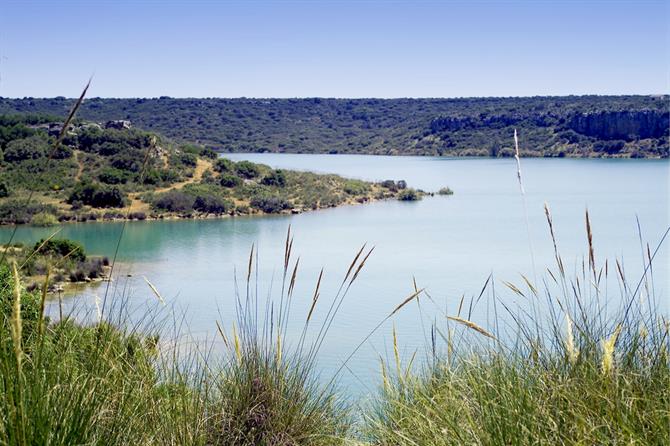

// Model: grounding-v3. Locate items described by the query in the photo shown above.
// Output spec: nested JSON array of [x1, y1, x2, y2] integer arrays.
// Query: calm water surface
[[3, 155, 668, 396]]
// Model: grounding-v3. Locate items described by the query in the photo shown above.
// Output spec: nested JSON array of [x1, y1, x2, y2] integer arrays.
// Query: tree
[[235, 161, 260, 179], [261, 169, 286, 187], [3, 135, 49, 162]]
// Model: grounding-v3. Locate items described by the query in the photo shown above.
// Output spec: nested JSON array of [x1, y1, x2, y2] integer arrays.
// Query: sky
[[0, 0, 668, 98]]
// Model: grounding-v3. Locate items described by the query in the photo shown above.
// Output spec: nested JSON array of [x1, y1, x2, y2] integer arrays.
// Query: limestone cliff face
[[567, 110, 669, 141]]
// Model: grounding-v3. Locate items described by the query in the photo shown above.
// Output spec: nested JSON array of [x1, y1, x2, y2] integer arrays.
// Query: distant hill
[[0, 96, 667, 158]]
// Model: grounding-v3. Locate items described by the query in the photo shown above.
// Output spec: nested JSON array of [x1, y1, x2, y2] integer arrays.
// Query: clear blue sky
[[0, 0, 668, 98]]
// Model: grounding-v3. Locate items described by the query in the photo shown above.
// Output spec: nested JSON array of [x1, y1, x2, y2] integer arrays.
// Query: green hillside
[[0, 95, 667, 157], [0, 115, 416, 225]]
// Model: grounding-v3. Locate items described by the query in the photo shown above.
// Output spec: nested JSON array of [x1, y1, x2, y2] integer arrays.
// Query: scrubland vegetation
[[0, 115, 424, 225], [1, 95, 667, 158]]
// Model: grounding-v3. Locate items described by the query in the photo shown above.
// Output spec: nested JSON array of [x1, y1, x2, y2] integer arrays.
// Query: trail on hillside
[[127, 158, 212, 213]]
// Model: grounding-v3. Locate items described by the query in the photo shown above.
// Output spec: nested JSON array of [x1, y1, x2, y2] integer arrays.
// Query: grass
[[1, 212, 668, 444], [364, 208, 670, 445]]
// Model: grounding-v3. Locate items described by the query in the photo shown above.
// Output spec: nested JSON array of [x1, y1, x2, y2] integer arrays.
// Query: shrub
[[235, 160, 260, 179], [260, 169, 287, 187], [33, 238, 86, 262], [98, 167, 129, 185], [343, 179, 369, 195], [153, 191, 195, 212], [397, 188, 421, 201], [68, 182, 127, 208], [193, 195, 230, 214], [0, 181, 9, 198], [3, 135, 49, 162], [0, 200, 58, 225], [0, 264, 41, 338], [219, 173, 242, 188], [179, 152, 198, 167], [250, 196, 291, 213], [214, 158, 234, 173], [438, 187, 453, 195], [200, 147, 218, 159], [30, 212, 58, 227]]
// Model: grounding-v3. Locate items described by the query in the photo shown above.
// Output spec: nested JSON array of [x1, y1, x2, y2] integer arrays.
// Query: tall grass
[[364, 207, 670, 445]]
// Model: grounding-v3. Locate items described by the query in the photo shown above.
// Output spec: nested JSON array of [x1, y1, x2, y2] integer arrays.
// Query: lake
[[2, 155, 668, 397]]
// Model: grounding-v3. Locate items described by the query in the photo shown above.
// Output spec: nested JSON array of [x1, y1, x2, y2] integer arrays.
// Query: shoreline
[[2, 191, 430, 227]]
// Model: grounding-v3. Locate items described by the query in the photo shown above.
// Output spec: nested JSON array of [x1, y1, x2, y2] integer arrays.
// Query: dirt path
[[127, 158, 213, 213]]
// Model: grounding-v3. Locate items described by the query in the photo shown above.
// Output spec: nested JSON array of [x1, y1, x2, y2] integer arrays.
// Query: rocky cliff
[[567, 110, 669, 141]]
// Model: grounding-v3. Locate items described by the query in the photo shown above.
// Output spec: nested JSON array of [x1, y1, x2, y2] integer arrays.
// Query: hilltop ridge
[[0, 95, 667, 158]]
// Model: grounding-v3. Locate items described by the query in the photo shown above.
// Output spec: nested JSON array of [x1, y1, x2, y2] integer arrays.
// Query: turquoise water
[[2, 155, 668, 396]]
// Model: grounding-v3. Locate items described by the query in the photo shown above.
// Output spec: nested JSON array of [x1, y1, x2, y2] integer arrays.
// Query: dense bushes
[[153, 190, 195, 212], [0, 200, 58, 224], [397, 188, 421, 201], [33, 238, 86, 262], [214, 158, 234, 173], [250, 196, 291, 213], [68, 181, 127, 208], [193, 195, 231, 214], [98, 167, 130, 185], [3, 135, 49, 162], [260, 169, 287, 187], [219, 173, 242, 188], [235, 160, 260, 178], [343, 179, 368, 195]]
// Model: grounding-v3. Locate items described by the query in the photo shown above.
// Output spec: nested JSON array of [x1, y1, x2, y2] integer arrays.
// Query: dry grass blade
[[247, 243, 255, 284], [54, 78, 91, 151], [215, 320, 229, 348], [447, 316, 497, 340], [306, 268, 324, 323], [513, 128, 525, 195], [11, 262, 23, 369], [586, 209, 596, 274], [349, 246, 375, 286], [389, 288, 424, 317], [503, 281, 525, 298], [342, 244, 366, 286], [284, 225, 292, 271], [520, 274, 538, 296], [143, 276, 165, 305], [287, 257, 300, 298], [38, 268, 50, 338]]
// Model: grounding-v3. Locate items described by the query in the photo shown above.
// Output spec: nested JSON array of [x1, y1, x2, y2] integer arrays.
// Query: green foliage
[[3, 135, 49, 162], [30, 212, 58, 227], [0, 264, 41, 340], [250, 196, 291, 213], [214, 158, 234, 173], [98, 167, 131, 185], [260, 169, 287, 187], [397, 189, 421, 201], [193, 195, 231, 214], [68, 181, 127, 208], [343, 179, 369, 195], [235, 160, 260, 179], [0, 181, 9, 198], [34, 238, 86, 262], [437, 187, 453, 195], [153, 190, 195, 212], [366, 217, 670, 445], [2, 96, 666, 157], [0, 200, 58, 225], [219, 173, 242, 188]]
